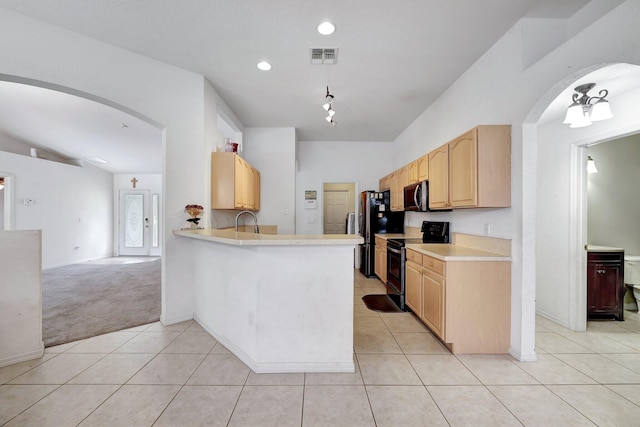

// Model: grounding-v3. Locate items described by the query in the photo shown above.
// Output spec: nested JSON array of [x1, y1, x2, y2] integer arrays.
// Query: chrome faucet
[[235, 210, 260, 234]]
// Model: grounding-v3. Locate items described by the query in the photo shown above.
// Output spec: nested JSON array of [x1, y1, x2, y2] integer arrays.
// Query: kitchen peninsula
[[174, 228, 363, 373]]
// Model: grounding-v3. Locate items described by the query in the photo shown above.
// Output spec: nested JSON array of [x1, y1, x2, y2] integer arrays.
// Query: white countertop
[[174, 228, 363, 246], [375, 231, 511, 261], [587, 245, 624, 252], [406, 243, 511, 261]]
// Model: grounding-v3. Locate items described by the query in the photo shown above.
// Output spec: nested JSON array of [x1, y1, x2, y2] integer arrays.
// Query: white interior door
[[324, 190, 351, 234], [119, 190, 151, 256]]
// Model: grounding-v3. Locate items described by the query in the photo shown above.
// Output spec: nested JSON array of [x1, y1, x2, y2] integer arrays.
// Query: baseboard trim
[[536, 310, 571, 329], [193, 315, 355, 374], [43, 254, 115, 270], [161, 311, 193, 326], [510, 346, 538, 362], [0, 342, 44, 368]]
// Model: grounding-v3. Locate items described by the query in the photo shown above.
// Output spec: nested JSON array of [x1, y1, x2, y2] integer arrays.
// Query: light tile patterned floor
[[3, 270, 640, 426]]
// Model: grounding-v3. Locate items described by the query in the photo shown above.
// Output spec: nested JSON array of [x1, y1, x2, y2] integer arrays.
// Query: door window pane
[[125, 194, 144, 248], [152, 194, 159, 248]]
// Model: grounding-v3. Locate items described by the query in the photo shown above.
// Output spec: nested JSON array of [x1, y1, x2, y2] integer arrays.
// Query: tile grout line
[[359, 278, 453, 425], [75, 322, 193, 426], [1, 323, 160, 425], [150, 326, 219, 426]]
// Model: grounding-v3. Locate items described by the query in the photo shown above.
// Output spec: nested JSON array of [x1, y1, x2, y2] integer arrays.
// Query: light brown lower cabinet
[[405, 249, 511, 354], [422, 268, 445, 340], [405, 258, 422, 316], [374, 237, 387, 284]]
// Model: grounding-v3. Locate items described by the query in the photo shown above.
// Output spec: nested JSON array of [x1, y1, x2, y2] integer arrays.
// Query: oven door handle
[[387, 246, 402, 255]]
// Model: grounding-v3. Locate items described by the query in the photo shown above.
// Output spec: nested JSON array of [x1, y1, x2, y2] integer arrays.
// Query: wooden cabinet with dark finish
[[587, 250, 624, 321]]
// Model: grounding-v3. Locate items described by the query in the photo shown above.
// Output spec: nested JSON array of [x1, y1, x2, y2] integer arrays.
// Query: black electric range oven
[[386, 221, 450, 311]]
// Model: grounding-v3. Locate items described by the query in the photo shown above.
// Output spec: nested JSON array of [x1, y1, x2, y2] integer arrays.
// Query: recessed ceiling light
[[87, 156, 108, 164], [257, 61, 272, 71], [317, 21, 335, 36]]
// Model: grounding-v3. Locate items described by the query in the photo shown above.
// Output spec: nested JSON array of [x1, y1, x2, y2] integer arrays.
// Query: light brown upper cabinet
[[389, 170, 402, 211], [251, 166, 260, 210], [392, 165, 410, 211], [429, 125, 511, 209], [399, 164, 409, 192], [379, 174, 390, 192], [211, 152, 261, 211], [408, 160, 419, 185], [417, 154, 429, 182], [428, 144, 450, 209]]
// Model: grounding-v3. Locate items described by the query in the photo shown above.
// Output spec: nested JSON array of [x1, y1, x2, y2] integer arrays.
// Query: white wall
[[296, 140, 394, 235], [0, 8, 222, 324], [204, 79, 247, 231], [0, 150, 113, 268], [243, 127, 297, 234], [0, 187, 4, 229], [587, 135, 640, 256], [535, 128, 574, 326]]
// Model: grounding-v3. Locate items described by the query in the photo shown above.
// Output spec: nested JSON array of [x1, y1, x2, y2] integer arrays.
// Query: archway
[[0, 74, 165, 345], [0, 75, 164, 260], [522, 63, 640, 357]]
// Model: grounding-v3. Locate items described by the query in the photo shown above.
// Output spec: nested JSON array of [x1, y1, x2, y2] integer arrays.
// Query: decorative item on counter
[[185, 204, 204, 229], [223, 138, 239, 153]]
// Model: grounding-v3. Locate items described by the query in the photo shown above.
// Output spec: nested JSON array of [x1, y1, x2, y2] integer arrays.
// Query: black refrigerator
[[359, 190, 405, 277]]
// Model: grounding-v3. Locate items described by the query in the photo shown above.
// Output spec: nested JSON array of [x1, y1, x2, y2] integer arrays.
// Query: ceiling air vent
[[310, 48, 338, 65]]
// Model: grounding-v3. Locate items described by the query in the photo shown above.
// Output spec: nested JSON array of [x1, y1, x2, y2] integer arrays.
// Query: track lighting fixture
[[563, 83, 613, 128], [323, 86, 336, 125]]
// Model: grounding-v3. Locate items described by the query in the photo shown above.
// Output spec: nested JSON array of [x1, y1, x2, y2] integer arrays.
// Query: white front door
[[119, 190, 151, 256]]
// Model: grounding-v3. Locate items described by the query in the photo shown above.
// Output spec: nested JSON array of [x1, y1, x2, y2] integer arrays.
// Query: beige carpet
[[42, 258, 161, 347]]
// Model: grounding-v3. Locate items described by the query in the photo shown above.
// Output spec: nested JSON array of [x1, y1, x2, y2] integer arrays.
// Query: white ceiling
[[538, 63, 640, 126], [0, 0, 591, 173], [0, 81, 162, 173]]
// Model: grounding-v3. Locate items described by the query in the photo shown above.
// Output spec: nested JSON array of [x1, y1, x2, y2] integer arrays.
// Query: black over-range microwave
[[404, 180, 429, 211]]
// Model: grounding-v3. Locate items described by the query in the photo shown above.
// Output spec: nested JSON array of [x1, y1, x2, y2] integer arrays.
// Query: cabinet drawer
[[423, 255, 445, 276], [375, 237, 387, 247], [587, 252, 623, 263], [406, 249, 422, 264]]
